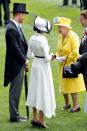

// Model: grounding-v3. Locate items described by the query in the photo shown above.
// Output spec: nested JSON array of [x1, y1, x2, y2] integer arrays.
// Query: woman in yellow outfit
[[53, 17, 86, 112]]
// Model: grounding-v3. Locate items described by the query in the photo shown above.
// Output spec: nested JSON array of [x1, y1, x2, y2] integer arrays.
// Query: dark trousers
[[83, 0, 87, 9], [72, 0, 77, 4], [0, 0, 10, 25], [63, 0, 77, 5], [63, 0, 68, 5], [9, 67, 24, 119]]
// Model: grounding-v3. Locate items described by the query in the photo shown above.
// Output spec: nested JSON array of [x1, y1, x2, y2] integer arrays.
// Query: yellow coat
[[56, 30, 85, 93]]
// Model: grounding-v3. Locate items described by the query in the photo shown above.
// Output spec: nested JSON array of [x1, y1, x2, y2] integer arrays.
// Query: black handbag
[[63, 56, 78, 78], [63, 66, 78, 78]]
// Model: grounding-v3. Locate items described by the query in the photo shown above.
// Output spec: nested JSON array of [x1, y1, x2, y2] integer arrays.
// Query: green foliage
[[0, 0, 87, 131]]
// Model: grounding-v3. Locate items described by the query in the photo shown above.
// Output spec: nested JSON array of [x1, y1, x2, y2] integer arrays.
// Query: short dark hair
[[80, 10, 87, 19], [33, 25, 44, 33]]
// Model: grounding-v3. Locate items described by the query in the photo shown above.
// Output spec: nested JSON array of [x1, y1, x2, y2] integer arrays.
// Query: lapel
[[79, 34, 87, 54], [81, 35, 87, 44], [10, 21, 27, 46], [20, 29, 28, 47]]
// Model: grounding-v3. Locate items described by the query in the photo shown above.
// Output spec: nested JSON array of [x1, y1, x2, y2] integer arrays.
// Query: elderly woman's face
[[58, 26, 69, 37], [80, 15, 87, 27]]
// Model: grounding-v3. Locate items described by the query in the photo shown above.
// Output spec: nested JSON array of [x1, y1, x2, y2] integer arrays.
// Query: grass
[[0, 0, 87, 131]]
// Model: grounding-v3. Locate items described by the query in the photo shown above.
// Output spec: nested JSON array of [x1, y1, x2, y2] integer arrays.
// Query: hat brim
[[54, 23, 72, 29], [10, 11, 29, 14]]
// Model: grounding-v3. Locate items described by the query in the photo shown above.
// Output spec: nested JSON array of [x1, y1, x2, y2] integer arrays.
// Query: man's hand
[[78, 55, 82, 60], [25, 59, 29, 66], [25, 59, 29, 72]]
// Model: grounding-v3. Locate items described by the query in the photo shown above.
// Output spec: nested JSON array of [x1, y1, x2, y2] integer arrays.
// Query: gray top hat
[[11, 3, 29, 14]]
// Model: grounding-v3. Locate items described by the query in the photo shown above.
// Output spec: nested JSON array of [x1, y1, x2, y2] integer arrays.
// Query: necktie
[[18, 26, 24, 42]]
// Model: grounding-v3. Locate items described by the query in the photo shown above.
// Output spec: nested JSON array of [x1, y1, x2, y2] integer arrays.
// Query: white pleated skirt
[[26, 58, 56, 118]]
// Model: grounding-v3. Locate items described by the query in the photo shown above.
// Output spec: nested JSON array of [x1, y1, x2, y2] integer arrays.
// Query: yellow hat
[[53, 17, 72, 29]]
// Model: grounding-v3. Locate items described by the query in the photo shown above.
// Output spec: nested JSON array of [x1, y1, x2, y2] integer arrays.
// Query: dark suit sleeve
[[7, 0, 10, 3], [6, 29, 26, 64]]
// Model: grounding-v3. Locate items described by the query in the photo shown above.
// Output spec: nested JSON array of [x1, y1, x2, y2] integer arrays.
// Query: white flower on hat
[[53, 17, 60, 24], [53, 16, 72, 29]]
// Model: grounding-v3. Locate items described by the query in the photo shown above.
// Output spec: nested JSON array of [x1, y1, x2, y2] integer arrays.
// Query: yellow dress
[[56, 30, 86, 93]]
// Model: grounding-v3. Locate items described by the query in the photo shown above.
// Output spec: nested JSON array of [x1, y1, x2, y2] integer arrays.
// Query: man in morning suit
[[4, 3, 29, 122], [78, 10, 87, 90]]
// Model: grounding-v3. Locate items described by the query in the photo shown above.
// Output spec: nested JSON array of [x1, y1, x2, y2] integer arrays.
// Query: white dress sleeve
[[26, 40, 34, 59]]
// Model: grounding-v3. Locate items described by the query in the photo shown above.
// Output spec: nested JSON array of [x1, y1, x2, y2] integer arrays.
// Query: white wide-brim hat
[[34, 16, 52, 33]]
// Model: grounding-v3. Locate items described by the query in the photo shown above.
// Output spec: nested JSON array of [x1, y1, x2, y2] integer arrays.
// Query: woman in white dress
[[26, 16, 56, 128]]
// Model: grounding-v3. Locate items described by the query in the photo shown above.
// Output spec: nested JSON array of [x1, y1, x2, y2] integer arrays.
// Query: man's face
[[80, 15, 87, 27], [18, 13, 25, 23]]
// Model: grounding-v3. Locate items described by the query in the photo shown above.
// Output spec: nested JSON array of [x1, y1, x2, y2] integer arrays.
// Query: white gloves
[[56, 56, 66, 62]]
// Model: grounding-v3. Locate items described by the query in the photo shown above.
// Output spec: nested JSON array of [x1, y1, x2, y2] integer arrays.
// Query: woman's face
[[80, 15, 87, 27], [58, 26, 69, 37]]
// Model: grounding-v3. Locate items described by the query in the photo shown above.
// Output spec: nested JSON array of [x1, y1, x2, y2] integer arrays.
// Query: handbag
[[63, 56, 78, 78]]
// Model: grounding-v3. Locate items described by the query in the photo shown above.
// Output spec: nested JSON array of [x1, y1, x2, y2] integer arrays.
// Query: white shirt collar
[[11, 19, 22, 28], [85, 27, 87, 32], [11, 19, 19, 28]]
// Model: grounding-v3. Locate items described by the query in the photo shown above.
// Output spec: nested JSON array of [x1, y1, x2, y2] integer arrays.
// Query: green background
[[0, 0, 87, 131]]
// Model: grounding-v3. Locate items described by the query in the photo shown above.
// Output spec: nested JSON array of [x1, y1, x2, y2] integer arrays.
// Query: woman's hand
[[51, 54, 56, 61], [56, 56, 66, 62]]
